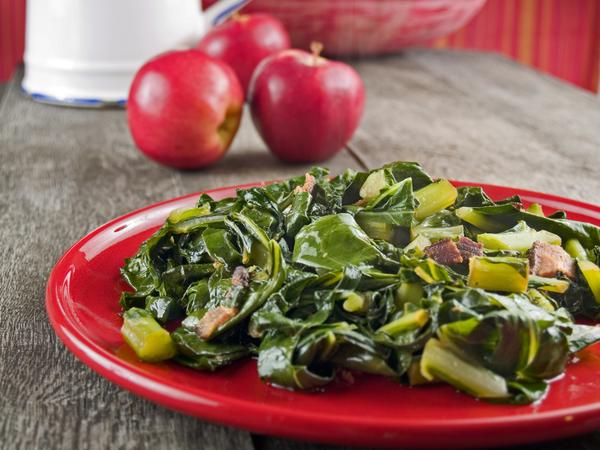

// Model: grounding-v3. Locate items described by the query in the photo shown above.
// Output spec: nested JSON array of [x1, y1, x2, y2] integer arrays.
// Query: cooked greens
[[119, 161, 600, 404]]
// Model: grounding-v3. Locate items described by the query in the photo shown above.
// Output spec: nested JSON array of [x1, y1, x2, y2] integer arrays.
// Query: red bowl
[[203, 0, 487, 55]]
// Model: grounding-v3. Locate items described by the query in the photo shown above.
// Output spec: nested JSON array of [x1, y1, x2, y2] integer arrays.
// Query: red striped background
[[0, 0, 25, 84], [1, 0, 599, 91], [429, 0, 600, 92]]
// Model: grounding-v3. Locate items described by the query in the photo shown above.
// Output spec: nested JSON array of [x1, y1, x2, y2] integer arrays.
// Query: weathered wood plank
[[349, 50, 600, 204], [253, 433, 600, 450], [0, 72, 361, 450]]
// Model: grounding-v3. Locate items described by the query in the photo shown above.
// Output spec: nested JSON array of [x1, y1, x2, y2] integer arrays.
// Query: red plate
[[46, 181, 600, 448]]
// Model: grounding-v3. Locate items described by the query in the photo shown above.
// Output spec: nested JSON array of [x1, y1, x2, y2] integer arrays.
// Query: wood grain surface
[[1, 51, 599, 450]]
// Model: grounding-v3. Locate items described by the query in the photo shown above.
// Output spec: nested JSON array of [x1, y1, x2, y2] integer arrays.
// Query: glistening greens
[[119, 161, 600, 404]]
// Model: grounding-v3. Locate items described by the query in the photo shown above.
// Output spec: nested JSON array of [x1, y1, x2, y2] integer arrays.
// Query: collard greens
[[120, 161, 600, 404]]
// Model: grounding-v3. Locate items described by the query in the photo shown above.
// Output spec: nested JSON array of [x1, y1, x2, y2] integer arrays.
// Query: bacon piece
[[196, 306, 238, 340], [528, 241, 576, 279], [457, 236, 483, 260], [294, 173, 316, 194], [424, 238, 463, 265], [231, 266, 250, 287], [338, 369, 355, 385]]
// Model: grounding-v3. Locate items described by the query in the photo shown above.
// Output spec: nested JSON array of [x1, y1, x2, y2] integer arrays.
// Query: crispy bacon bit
[[528, 241, 576, 279], [232, 266, 250, 287], [294, 173, 316, 194], [196, 306, 238, 340], [424, 238, 463, 265], [338, 369, 355, 385], [457, 236, 484, 260]]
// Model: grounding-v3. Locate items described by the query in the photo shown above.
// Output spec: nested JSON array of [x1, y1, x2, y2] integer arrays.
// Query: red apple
[[127, 49, 243, 169], [248, 44, 365, 163], [197, 13, 291, 96]]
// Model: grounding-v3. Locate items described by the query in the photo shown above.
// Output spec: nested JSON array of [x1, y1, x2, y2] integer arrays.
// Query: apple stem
[[310, 41, 324, 61]]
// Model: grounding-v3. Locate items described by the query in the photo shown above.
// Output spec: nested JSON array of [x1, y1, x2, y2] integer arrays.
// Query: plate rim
[[45, 180, 600, 447]]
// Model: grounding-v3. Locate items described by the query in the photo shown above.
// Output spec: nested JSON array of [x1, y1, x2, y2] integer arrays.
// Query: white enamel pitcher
[[22, 0, 250, 107]]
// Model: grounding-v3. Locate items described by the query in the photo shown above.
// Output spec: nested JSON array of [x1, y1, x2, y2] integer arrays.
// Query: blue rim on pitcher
[[21, 86, 127, 108]]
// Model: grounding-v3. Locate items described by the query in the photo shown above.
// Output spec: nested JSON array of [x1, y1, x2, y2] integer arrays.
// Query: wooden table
[[1, 50, 599, 450]]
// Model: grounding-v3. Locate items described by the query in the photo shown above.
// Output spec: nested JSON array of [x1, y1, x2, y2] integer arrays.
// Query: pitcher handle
[[203, 0, 252, 28]]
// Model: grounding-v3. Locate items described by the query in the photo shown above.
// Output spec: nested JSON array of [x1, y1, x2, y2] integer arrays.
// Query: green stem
[[378, 309, 429, 336], [121, 308, 177, 362], [414, 179, 457, 221]]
